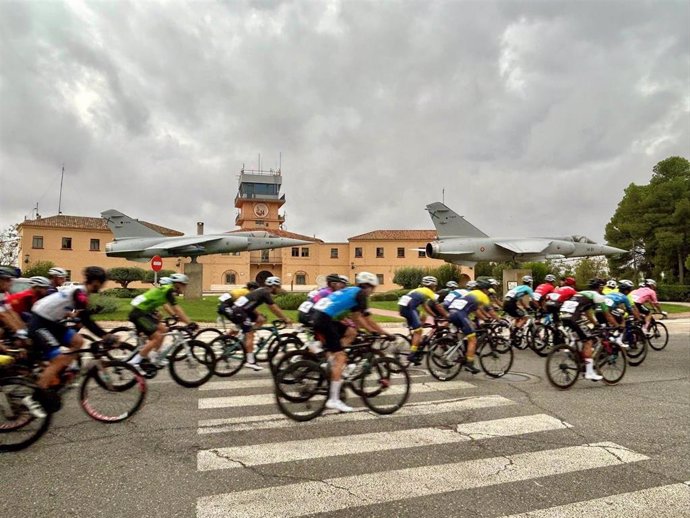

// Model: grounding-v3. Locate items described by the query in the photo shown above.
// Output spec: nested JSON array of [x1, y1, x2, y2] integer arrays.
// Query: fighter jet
[[423, 202, 625, 266], [101, 209, 310, 260]]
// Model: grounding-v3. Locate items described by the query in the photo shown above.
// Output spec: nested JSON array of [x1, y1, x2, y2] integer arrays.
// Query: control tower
[[234, 167, 286, 231]]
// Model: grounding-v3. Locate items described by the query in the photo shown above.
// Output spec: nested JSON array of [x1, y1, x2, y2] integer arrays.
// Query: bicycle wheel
[[387, 333, 412, 367], [274, 360, 328, 421], [426, 337, 463, 381], [211, 335, 246, 377], [529, 325, 553, 357], [479, 336, 514, 378], [107, 326, 139, 361], [626, 329, 648, 367], [0, 378, 52, 452], [193, 328, 224, 343], [80, 361, 147, 423], [359, 356, 410, 415], [168, 340, 216, 388], [648, 321, 669, 351], [595, 347, 627, 385], [268, 335, 304, 374], [545, 345, 580, 390], [273, 349, 320, 379]]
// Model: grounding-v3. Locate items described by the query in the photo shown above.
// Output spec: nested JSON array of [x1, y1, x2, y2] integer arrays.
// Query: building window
[[223, 271, 237, 284], [255, 220, 265, 226], [295, 272, 307, 285], [301, 247, 310, 258], [355, 247, 363, 258], [61, 237, 72, 250], [32, 236, 43, 249], [330, 248, 339, 259], [90, 239, 100, 251], [261, 250, 270, 262], [376, 274, 384, 285], [376, 247, 384, 258], [397, 247, 405, 258], [232, 252, 241, 256], [418, 249, 426, 258], [291, 247, 299, 257], [65, 270, 72, 281]]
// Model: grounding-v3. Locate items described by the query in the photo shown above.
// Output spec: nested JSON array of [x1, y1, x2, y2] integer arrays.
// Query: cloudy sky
[[1, 0, 688, 243]]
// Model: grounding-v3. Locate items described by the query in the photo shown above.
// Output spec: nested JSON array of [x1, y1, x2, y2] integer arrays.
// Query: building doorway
[[256, 270, 274, 286]]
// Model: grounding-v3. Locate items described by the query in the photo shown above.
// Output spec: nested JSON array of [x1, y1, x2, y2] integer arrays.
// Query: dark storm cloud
[[1, 0, 688, 242]]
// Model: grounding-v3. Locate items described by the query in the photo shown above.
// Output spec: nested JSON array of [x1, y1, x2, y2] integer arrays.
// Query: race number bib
[[533, 293, 542, 302], [313, 298, 332, 311], [398, 295, 412, 307], [560, 300, 579, 314], [234, 296, 249, 308], [547, 293, 560, 301], [449, 299, 468, 311], [131, 295, 146, 307], [298, 301, 314, 314]]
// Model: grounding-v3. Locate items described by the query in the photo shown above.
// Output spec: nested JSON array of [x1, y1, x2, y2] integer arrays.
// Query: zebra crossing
[[193, 369, 690, 517]]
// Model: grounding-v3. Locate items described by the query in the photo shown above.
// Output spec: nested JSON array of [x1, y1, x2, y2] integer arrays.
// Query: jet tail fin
[[425, 202, 488, 238], [101, 209, 164, 239]]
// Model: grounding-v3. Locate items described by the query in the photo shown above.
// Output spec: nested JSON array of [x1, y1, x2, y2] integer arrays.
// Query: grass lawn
[[93, 297, 403, 323], [659, 302, 689, 314]]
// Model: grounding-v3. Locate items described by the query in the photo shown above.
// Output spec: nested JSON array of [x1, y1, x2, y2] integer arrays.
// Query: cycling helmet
[[0, 266, 18, 279], [84, 266, 107, 284], [446, 281, 459, 289], [355, 272, 378, 287], [326, 273, 342, 284], [522, 275, 533, 285], [246, 281, 260, 290], [29, 276, 51, 288], [466, 280, 478, 290], [588, 278, 605, 290], [606, 279, 617, 289], [48, 267, 68, 278], [618, 279, 634, 292], [218, 293, 231, 302], [338, 275, 350, 284], [644, 278, 657, 288], [159, 277, 172, 285], [170, 273, 189, 284], [545, 274, 557, 283], [564, 277, 576, 287], [421, 276, 438, 287], [476, 279, 491, 290], [265, 276, 282, 287], [487, 278, 500, 287]]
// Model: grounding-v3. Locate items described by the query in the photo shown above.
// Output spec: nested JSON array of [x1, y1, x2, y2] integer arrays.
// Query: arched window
[[223, 270, 238, 285], [295, 271, 307, 285]]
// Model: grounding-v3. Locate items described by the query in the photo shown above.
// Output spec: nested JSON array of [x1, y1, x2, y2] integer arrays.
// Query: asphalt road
[[3, 320, 689, 517]]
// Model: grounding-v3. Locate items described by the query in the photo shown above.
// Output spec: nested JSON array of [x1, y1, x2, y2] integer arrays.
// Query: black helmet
[[326, 273, 342, 284], [246, 281, 260, 290], [588, 278, 605, 290], [84, 266, 107, 284], [476, 279, 491, 290], [0, 266, 18, 279]]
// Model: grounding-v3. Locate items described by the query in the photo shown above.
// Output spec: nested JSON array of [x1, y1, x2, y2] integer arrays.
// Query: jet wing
[[494, 239, 551, 254], [144, 236, 223, 252]]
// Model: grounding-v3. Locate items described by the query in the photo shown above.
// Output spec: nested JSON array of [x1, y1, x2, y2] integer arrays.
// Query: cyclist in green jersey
[[127, 273, 196, 368]]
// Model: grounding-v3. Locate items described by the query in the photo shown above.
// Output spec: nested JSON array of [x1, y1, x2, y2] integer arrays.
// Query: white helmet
[[446, 281, 459, 289], [218, 292, 231, 302], [545, 274, 557, 283], [606, 279, 617, 289], [159, 277, 172, 285], [421, 276, 438, 287], [170, 273, 189, 284], [487, 278, 499, 287], [466, 280, 478, 289], [643, 278, 657, 288], [265, 276, 282, 287], [522, 275, 533, 285], [30, 276, 51, 288], [48, 267, 67, 278], [355, 272, 378, 287], [338, 275, 350, 285]]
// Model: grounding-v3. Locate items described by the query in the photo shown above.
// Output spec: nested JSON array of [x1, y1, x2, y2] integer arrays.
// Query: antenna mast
[[442, 188, 445, 204], [58, 165, 65, 214]]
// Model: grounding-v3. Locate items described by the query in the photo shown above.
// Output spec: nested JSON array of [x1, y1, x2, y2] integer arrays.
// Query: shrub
[[656, 284, 690, 302], [371, 289, 408, 301], [88, 294, 120, 314], [274, 292, 309, 310], [101, 288, 147, 299], [23, 260, 55, 278], [107, 267, 146, 288], [144, 269, 176, 283], [393, 264, 465, 289]]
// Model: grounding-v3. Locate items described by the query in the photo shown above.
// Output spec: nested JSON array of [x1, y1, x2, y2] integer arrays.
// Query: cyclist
[[605, 280, 641, 346], [30, 267, 112, 393], [503, 275, 534, 343], [0, 267, 27, 343], [558, 279, 620, 381], [229, 276, 292, 371], [436, 281, 459, 304], [6, 276, 52, 322], [47, 267, 68, 294], [486, 278, 502, 309], [445, 279, 498, 374], [630, 279, 666, 336], [218, 281, 260, 330], [533, 274, 558, 310], [602, 279, 618, 296], [297, 274, 348, 327], [544, 277, 577, 325], [158, 276, 172, 286], [399, 276, 449, 365], [127, 273, 197, 371], [312, 272, 391, 412]]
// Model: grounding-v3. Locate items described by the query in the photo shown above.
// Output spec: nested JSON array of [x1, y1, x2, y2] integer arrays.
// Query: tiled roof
[[348, 230, 438, 241], [19, 214, 182, 236], [226, 228, 323, 243]]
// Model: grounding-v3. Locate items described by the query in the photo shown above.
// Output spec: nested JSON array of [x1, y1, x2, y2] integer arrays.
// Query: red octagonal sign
[[151, 256, 163, 272]]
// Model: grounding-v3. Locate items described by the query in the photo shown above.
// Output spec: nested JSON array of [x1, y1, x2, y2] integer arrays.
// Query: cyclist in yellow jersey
[[602, 279, 618, 296], [218, 282, 259, 334], [399, 276, 448, 364]]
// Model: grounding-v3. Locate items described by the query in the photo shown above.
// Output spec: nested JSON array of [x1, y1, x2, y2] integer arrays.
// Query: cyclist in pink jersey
[[630, 279, 666, 335]]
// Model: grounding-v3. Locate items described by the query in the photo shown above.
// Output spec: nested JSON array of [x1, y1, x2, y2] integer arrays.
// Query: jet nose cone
[[603, 245, 626, 255]]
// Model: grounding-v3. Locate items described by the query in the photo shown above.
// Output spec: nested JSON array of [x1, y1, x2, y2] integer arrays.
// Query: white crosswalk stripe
[[196, 442, 649, 517], [197, 414, 571, 471]]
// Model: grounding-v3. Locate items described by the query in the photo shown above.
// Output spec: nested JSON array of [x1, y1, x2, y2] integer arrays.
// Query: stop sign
[[151, 255, 163, 272]]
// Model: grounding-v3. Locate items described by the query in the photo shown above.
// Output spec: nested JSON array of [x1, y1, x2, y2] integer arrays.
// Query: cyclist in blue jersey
[[312, 272, 391, 413], [503, 275, 534, 326]]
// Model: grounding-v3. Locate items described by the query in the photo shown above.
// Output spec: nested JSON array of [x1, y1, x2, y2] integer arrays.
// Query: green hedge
[[274, 292, 309, 310], [371, 289, 408, 301], [88, 294, 121, 314], [656, 284, 690, 302], [101, 288, 147, 299]]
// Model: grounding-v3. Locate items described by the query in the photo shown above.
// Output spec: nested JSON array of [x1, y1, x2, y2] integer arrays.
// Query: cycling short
[[297, 310, 315, 328], [399, 305, 422, 330], [129, 309, 160, 337], [448, 310, 476, 337], [228, 308, 259, 333], [28, 315, 77, 360], [595, 311, 607, 325], [312, 312, 348, 352], [503, 298, 525, 318], [561, 316, 591, 341], [635, 303, 650, 316]]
